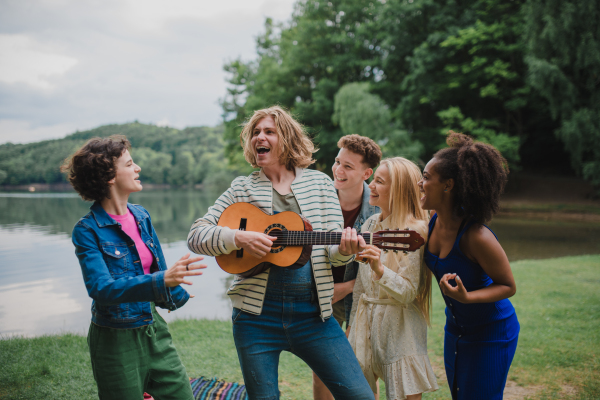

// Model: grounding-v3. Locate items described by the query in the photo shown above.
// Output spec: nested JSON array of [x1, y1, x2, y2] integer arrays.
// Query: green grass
[[507, 255, 600, 399], [1, 255, 598, 399], [425, 255, 600, 400], [0, 333, 97, 399]]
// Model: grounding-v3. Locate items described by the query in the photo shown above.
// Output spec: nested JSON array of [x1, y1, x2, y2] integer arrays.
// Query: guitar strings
[[269, 230, 410, 250]]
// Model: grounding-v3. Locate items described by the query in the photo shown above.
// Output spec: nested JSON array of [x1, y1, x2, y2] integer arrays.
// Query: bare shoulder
[[465, 223, 496, 243], [461, 223, 502, 261]]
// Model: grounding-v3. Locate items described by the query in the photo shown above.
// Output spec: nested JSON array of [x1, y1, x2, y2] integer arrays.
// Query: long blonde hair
[[240, 106, 317, 170], [381, 157, 433, 325]]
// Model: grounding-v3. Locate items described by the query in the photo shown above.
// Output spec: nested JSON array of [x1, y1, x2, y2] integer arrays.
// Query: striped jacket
[[187, 168, 354, 319]]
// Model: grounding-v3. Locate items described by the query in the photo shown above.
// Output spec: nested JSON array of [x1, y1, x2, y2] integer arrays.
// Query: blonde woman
[[188, 106, 374, 400], [348, 157, 438, 400]]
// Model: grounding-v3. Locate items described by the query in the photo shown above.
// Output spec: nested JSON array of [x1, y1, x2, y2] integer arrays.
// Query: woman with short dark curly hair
[[64, 135, 130, 201], [62, 135, 205, 400], [418, 131, 519, 400]]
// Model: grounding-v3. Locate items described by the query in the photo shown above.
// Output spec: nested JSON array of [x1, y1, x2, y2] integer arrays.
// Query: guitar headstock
[[371, 229, 425, 252]]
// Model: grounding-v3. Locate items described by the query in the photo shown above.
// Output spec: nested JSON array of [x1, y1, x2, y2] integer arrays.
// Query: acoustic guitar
[[216, 202, 425, 277]]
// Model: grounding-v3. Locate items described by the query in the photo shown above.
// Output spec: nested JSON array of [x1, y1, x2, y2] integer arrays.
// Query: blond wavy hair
[[240, 106, 317, 170], [380, 157, 433, 325]]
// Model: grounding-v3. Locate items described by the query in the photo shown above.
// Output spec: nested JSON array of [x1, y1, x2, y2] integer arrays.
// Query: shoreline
[[0, 182, 205, 192], [497, 209, 600, 223]]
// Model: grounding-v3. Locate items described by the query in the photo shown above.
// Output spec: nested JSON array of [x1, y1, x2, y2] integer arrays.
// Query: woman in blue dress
[[418, 131, 519, 399]]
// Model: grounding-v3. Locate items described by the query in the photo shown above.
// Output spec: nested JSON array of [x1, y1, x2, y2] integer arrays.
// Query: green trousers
[[87, 304, 194, 400]]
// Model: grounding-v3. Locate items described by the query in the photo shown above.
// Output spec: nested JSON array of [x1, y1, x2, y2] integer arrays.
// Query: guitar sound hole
[[265, 225, 287, 254]]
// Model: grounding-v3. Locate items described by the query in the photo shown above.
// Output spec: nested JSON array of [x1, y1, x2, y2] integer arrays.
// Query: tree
[[132, 148, 172, 184], [332, 82, 423, 161], [221, 1, 385, 172], [436, 106, 520, 166], [524, 0, 600, 190], [378, 0, 540, 168], [0, 123, 238, 187], [220, 0, 596, 175], [221, 0, 540, 171]]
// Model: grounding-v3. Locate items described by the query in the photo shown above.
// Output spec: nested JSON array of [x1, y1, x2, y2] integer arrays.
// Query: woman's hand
[[357, 245, 384, 279], [439, 273, 471, 303], [164, 253, 207, 288], [339, 227, 367, 256], [234, 230, 277, 259]]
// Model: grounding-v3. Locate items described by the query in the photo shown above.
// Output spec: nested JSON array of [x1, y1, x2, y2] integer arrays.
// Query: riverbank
[[499, 172, 600, 223], [0, 182, 202, 192], [1, 255, 598, 399]]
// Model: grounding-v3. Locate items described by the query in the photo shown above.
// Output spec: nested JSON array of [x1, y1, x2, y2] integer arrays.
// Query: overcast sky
[[0, 0, 296, 144]]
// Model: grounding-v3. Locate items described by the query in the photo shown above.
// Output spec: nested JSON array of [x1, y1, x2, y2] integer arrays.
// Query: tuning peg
[[403, 251, 408, 255]]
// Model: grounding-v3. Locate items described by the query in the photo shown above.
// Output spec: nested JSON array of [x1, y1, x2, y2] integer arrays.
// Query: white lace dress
[[348, 214, 438, 400]]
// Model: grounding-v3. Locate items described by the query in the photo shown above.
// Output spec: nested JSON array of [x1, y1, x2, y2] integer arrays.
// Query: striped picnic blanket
[[190, 377, 248, 400]]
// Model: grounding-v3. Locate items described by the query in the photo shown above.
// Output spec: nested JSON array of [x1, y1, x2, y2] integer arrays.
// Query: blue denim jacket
[[341, 181, 380, 322], [72, 202, 189, 329]]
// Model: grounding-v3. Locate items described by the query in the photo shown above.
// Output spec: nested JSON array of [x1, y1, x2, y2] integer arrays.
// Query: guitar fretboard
[[271, 231, 371, 246]]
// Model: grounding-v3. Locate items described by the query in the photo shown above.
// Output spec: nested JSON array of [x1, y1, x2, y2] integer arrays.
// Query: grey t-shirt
[[272, 188, 301, 214]]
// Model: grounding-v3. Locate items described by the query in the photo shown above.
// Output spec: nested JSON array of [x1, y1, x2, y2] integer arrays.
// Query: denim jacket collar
[[90, 201, 149, 228]]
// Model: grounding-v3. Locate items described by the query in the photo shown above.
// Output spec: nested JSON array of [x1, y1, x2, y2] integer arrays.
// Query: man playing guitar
[[187, 106, 375, 400]]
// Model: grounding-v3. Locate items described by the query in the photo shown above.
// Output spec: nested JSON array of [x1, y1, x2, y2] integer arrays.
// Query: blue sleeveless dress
[[424, 214, 519, 400]]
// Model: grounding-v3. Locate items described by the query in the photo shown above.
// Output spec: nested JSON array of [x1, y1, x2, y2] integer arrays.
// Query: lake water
[[1, 190, 599, 337]]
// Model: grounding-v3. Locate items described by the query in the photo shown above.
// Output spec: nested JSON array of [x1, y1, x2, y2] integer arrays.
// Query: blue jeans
[[232, 264, 374, 400]]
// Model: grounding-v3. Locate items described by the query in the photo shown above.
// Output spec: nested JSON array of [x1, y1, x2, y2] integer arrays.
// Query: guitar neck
[[272, 231, 370, 246]]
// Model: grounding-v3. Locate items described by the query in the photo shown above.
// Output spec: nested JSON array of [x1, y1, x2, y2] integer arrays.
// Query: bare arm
[[440, 225, 516, 303], [332, 279, 356, 304]]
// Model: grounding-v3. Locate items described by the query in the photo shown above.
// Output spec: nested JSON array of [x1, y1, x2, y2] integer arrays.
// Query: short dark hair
[[61, 135, 131, 202], [433, 131, 508, 224], [337, 134, 382, 169]]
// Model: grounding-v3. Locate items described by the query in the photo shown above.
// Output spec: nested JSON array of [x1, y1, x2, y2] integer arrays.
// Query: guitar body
[[216, 202, 313, 276], [215, 203, 424, 277]]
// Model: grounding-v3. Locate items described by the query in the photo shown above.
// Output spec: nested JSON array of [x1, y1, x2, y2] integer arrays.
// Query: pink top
[[108, 210, 154, 275]]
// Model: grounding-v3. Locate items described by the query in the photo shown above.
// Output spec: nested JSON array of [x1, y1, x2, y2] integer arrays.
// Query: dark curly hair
[[433, 131, 509, 224], [337, 134, 382, 169], [61, 135, 131, 202]]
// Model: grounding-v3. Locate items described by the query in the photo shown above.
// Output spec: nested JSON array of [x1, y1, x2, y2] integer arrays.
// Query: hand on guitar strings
[[357, 244, 384, 280], [234, 230, 278, 259], [339, 227, 367, 257], [164, 253, 207, 287]]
